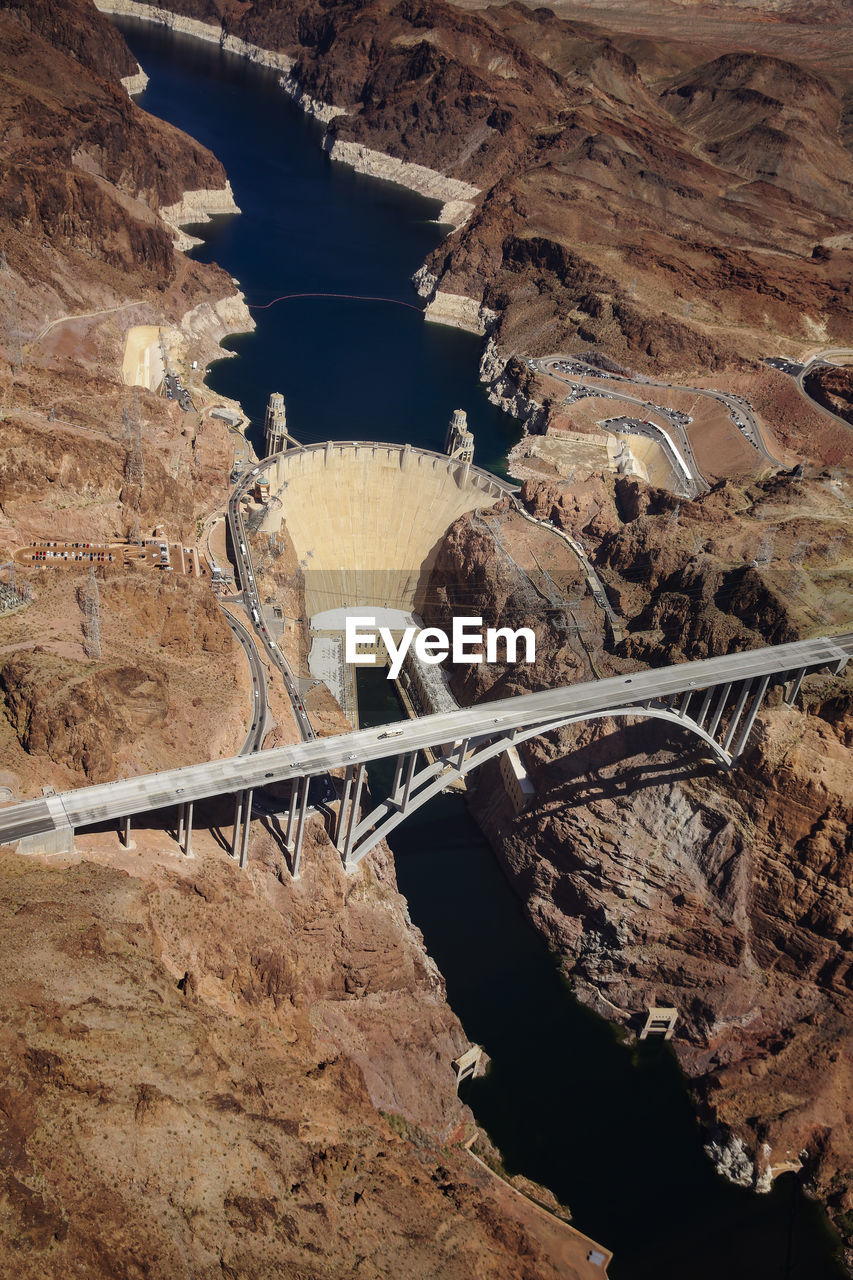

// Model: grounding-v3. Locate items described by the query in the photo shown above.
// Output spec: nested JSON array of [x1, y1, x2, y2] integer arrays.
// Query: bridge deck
[[1, 633, 849, 847]]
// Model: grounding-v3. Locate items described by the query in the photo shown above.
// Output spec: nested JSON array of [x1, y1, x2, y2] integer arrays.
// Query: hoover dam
[[259, 440, 514, 618]]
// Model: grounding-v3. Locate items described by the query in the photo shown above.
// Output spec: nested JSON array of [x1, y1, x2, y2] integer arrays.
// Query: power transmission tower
[[825, 532, 844, 564], [791, 537, 809, 566], [754, 526, 776, 567], [125, 433, 144, 487], [4, 285, 24, 374], [83, 565, 102, 660], [666, 503, 681, 533]]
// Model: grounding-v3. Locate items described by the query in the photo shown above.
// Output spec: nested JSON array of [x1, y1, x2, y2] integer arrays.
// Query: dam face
[[262, 442, 514, 617]]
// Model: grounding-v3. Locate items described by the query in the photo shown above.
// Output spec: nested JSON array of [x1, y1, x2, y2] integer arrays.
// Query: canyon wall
[[423, 468, 853, 1248], [0, 7, 604, 1276]]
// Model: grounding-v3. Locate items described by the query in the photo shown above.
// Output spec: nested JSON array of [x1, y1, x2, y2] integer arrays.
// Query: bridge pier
[[231, 790, 244, 860], [785, 668, 806, 705], [401, 753, 416, 808], [285, 777, 299, 848], [339, 762, 366, 868], [391, 754, 404, 801], [731, 674, 770, 758], [706, 681, 732, 738], [181, 802, 193, 857], [392, 752, 417, 812], [238, 789, 253, 869], [289, 774, 310, 878], [119, 814, 132, 848], [696, 685, 715, 727], [722, 679, 754, 754], [336, 767, 353, 845]]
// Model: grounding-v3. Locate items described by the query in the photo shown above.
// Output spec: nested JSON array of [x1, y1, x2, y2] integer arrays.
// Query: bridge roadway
[[1, 633, 849, 864]]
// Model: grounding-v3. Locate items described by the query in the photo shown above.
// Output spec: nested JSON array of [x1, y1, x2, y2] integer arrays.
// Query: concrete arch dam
[[260, 442, 515, 617]]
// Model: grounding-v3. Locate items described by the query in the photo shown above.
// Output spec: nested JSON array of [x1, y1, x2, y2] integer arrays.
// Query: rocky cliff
[[424, 466, 853, 1249], [0, 829, 583, 1279], [803, 366, 853, 427], [100, 0, 853, 468], [0, 6, 602, 1275]]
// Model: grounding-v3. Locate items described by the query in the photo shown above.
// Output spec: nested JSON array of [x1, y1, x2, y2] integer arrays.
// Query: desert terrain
[[0, 0, 851, 1272]]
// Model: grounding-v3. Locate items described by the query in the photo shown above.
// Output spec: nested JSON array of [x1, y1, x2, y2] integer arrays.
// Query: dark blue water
[[356, 668, 845, 1280], [115, 18, 845, 1278], [120, 17, 518, 474]]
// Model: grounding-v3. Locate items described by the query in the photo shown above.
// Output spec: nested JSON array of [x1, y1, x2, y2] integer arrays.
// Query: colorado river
[[117, 18, 845, 1278]]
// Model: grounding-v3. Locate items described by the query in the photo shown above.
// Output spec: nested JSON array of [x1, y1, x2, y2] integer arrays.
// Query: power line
[[83, 565, 102, 660], [4, 285, 24, 374]]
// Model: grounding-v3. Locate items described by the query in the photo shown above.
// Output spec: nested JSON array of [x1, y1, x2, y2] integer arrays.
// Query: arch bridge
[[1, 634, 849, 873]]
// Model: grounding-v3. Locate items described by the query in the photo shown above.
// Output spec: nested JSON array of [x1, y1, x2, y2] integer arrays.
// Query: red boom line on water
[[247, 291, 423, 312]]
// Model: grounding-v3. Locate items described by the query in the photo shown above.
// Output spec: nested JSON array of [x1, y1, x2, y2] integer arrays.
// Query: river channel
[[117, 18, 845, 1278]]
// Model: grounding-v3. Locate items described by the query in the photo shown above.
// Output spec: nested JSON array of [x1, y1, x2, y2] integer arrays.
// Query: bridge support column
[[238, 789, 253, 869], [336, 767, 353, 848], [722, 679, 754, 754], [285, 777, 299, 848], [785, 668, 805, 706], [731, 675, 770, 759], [678, 691, 693, 719], [291, 774, 310, 879], [119, 814, 132, 848], [399, 752, 416, 812], [182, 802, 193, 858], [177, 804, 186, 846], [342, 763, 366, 869], [706, 682, 732, 739], [231, 790, 244, 860], [391, 754, 404, 802], [696, 686, 715, 729]]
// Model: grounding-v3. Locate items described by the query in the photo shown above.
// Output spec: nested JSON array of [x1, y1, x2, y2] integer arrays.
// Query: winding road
[[221, 608, 272, 754], [795, 348, 853, 429], [534, 355, 785, 475], [226, 459, 315, 742]]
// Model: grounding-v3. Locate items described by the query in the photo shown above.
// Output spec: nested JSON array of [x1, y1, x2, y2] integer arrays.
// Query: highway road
[[226, 458, 315, 742], [221, 608, 271, 754], [2, 632, 848, 849], [794, 349, 853, 429], [534, 355, 784, 473]]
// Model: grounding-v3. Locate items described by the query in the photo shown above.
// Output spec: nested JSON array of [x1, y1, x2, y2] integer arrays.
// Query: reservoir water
[[117, 19, 845, 1278], [121, 18, 518, 475]]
